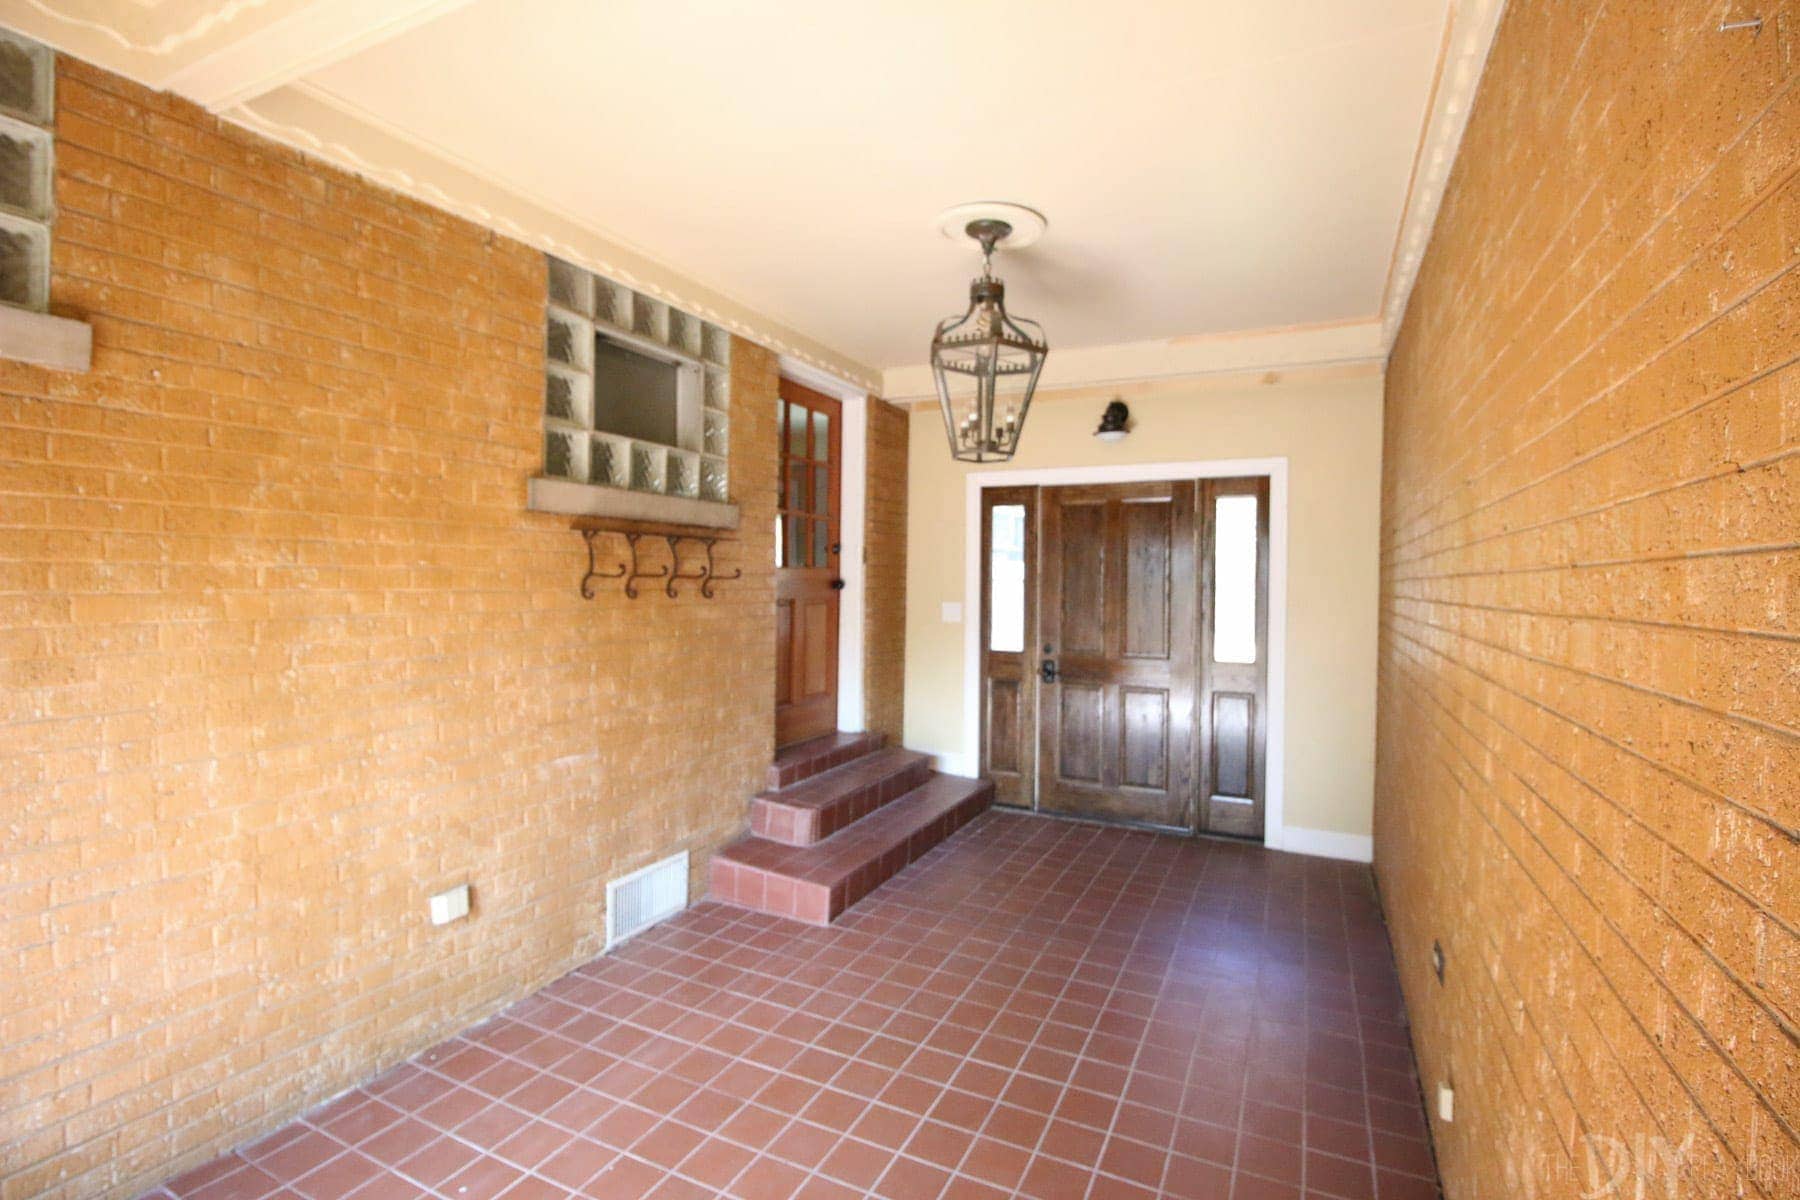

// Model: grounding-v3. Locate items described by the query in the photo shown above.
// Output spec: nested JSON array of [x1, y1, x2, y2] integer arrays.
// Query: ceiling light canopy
[[930, 208, 1049, 463]]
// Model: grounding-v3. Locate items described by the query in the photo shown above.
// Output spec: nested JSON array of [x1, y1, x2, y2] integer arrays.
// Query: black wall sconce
[[1095, 398, 1130, 443]]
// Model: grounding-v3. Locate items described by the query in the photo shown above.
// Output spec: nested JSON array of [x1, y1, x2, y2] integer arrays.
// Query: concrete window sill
[[528, 476, 739, 530], [0, 307, 93, 372]]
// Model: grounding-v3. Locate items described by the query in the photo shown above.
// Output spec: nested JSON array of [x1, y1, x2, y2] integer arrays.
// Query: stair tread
[[721, 774, 992, 887], [759, 747, 932, 808], [767, 730, 884, 788]]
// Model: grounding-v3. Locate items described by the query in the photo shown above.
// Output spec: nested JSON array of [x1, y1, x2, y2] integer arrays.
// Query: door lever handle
[[829, 578, 846, 590], [1039, 658, 1058, 683]]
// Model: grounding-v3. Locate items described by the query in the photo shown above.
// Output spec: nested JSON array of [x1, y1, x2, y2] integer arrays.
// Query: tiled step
[[711, 773, 994, 925], [751, 747, 933, 846], [767, 731, 885, 790]]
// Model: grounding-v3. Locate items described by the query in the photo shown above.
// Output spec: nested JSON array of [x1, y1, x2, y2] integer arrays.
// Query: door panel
[[1197, 478, 1270, 838], [979, 488, 1037, 807], [1037, 482, 1196, 829], [1120, 688, 1170, 790], [1055, 684, 1106, 784], [774, 379, 840, 747], [1122, 502, 1171, 658], [985, 678, 1024, 774], [1211, 693, 1253, 796], [1057, 503, 1106, 654]]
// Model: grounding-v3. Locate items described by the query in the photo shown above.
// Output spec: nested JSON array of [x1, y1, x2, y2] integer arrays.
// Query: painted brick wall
[[1375, 4, 1797, 1199], [0, 58, 777, 1200], [863, 398, 908, 744]]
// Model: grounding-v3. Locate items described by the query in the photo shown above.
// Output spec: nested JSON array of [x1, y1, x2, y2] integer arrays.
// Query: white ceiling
[[292, 0, 1449, 371], [6, 0, 1494, 389]]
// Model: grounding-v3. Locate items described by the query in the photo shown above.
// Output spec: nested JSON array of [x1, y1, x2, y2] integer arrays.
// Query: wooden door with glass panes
[[775, 379, 842, 747], [977, 476, 1272, 840]]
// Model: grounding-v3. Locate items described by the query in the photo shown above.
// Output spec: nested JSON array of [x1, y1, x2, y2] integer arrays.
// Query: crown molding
[[8, 0, 284, 57], [228, 82, 883, 394], [881, 317, 1384, 403], [4, 1, 477, 108], [162, 0, 475, 111], [1379, 0, 1506, 348]]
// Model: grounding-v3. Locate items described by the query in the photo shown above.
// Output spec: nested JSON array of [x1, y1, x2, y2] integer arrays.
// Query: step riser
[[767, 732, 883, 790], [710, 780, 992, 926], [750, 758, 933, 846]]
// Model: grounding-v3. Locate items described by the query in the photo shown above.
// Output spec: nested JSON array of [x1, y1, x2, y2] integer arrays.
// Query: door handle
[[829, 579, 845, 590], [1039, 658, 1058, 683]]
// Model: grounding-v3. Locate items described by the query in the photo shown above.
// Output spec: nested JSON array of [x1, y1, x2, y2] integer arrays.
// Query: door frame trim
[[778, 356, 867, 734], [958, 458, 1290, 849]]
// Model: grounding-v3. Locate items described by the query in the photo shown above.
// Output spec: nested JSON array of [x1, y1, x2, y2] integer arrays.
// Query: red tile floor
[[141, 813, 1440, 1200]]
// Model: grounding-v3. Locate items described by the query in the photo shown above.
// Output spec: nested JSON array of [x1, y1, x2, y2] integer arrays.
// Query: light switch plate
[[429, 883, 470, 926], [941, 601, 963, 623]]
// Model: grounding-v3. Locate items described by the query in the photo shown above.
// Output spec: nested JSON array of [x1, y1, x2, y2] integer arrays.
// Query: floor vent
[[605, 851, 688, 949]]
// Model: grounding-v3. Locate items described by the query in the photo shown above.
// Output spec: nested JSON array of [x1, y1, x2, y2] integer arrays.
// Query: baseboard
[[1277, 826, 1373, 863]]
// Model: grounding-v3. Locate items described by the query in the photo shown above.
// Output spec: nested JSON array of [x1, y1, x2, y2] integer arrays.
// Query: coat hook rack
[[579, 529, 626, 599], [664, 535, 743, 599], [573, 519, 741, 600]]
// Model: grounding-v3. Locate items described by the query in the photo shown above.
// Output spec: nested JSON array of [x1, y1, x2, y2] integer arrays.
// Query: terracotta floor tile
[[872, 1154, 951, 1199], [438, 1154, 524, 1200], [535, 1138, 615, 1190], [393, 1137, 477, 1188], [678, 1136, 755, 1190], [820, 1137, 891, 1190], [132, 814, 1435, 1200], [959, 1136, 1031, 1191], [185, 1164, 277, 1200], [727, 1155, 809, 1200]]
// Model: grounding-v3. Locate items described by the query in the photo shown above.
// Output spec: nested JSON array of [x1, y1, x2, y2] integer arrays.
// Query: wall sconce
[[1094, 399, 1130, 443]]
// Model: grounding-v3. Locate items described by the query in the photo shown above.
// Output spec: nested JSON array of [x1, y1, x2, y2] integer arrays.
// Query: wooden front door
[[978, 477, 1271, 839], [1037, 481, 1198, 830], [774, 379, 841, 747]]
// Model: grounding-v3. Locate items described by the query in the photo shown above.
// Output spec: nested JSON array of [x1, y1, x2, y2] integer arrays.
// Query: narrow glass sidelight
[[1213, 494, 1258, 663], [988, 504, 1026, 652]]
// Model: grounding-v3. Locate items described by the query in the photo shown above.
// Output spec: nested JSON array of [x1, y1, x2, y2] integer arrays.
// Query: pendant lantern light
[[930, 216, 1048, 462]]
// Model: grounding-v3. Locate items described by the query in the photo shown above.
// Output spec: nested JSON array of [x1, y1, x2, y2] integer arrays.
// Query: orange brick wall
[[1375, 4, 1797, 1199], [0, 58, 777, 1199], [863, 398, 907, 744]]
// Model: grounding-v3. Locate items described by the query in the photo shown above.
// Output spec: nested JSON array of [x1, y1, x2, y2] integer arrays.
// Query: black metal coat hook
[[665, 536, 743, 599], [579, 529, 626, 599], [621, 532, 669, 599]]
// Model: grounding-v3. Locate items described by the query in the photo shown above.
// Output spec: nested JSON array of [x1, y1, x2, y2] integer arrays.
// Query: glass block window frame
[[543, 255, 730, 504], [0, 30, 54, 313]]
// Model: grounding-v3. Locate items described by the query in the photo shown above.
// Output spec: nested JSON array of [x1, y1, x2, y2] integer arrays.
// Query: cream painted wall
[[902, 369, 1384, 845]]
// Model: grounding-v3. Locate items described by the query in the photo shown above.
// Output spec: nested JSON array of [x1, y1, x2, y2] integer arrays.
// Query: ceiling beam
[[160, 0, 477, 111]]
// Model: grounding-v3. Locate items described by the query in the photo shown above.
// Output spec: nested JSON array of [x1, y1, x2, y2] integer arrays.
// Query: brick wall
[[0, 57, 777, 1199], [863, 397, 907, 744], [1375, 4, 1796, 1199]]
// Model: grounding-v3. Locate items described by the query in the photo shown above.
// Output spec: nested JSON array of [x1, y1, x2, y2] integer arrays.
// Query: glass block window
[[541, 255, 730, 502], [0, 31, 53, 313]]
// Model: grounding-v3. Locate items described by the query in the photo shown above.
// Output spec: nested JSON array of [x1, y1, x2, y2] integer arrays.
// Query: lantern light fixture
[[929, 207, 1048, 463]]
